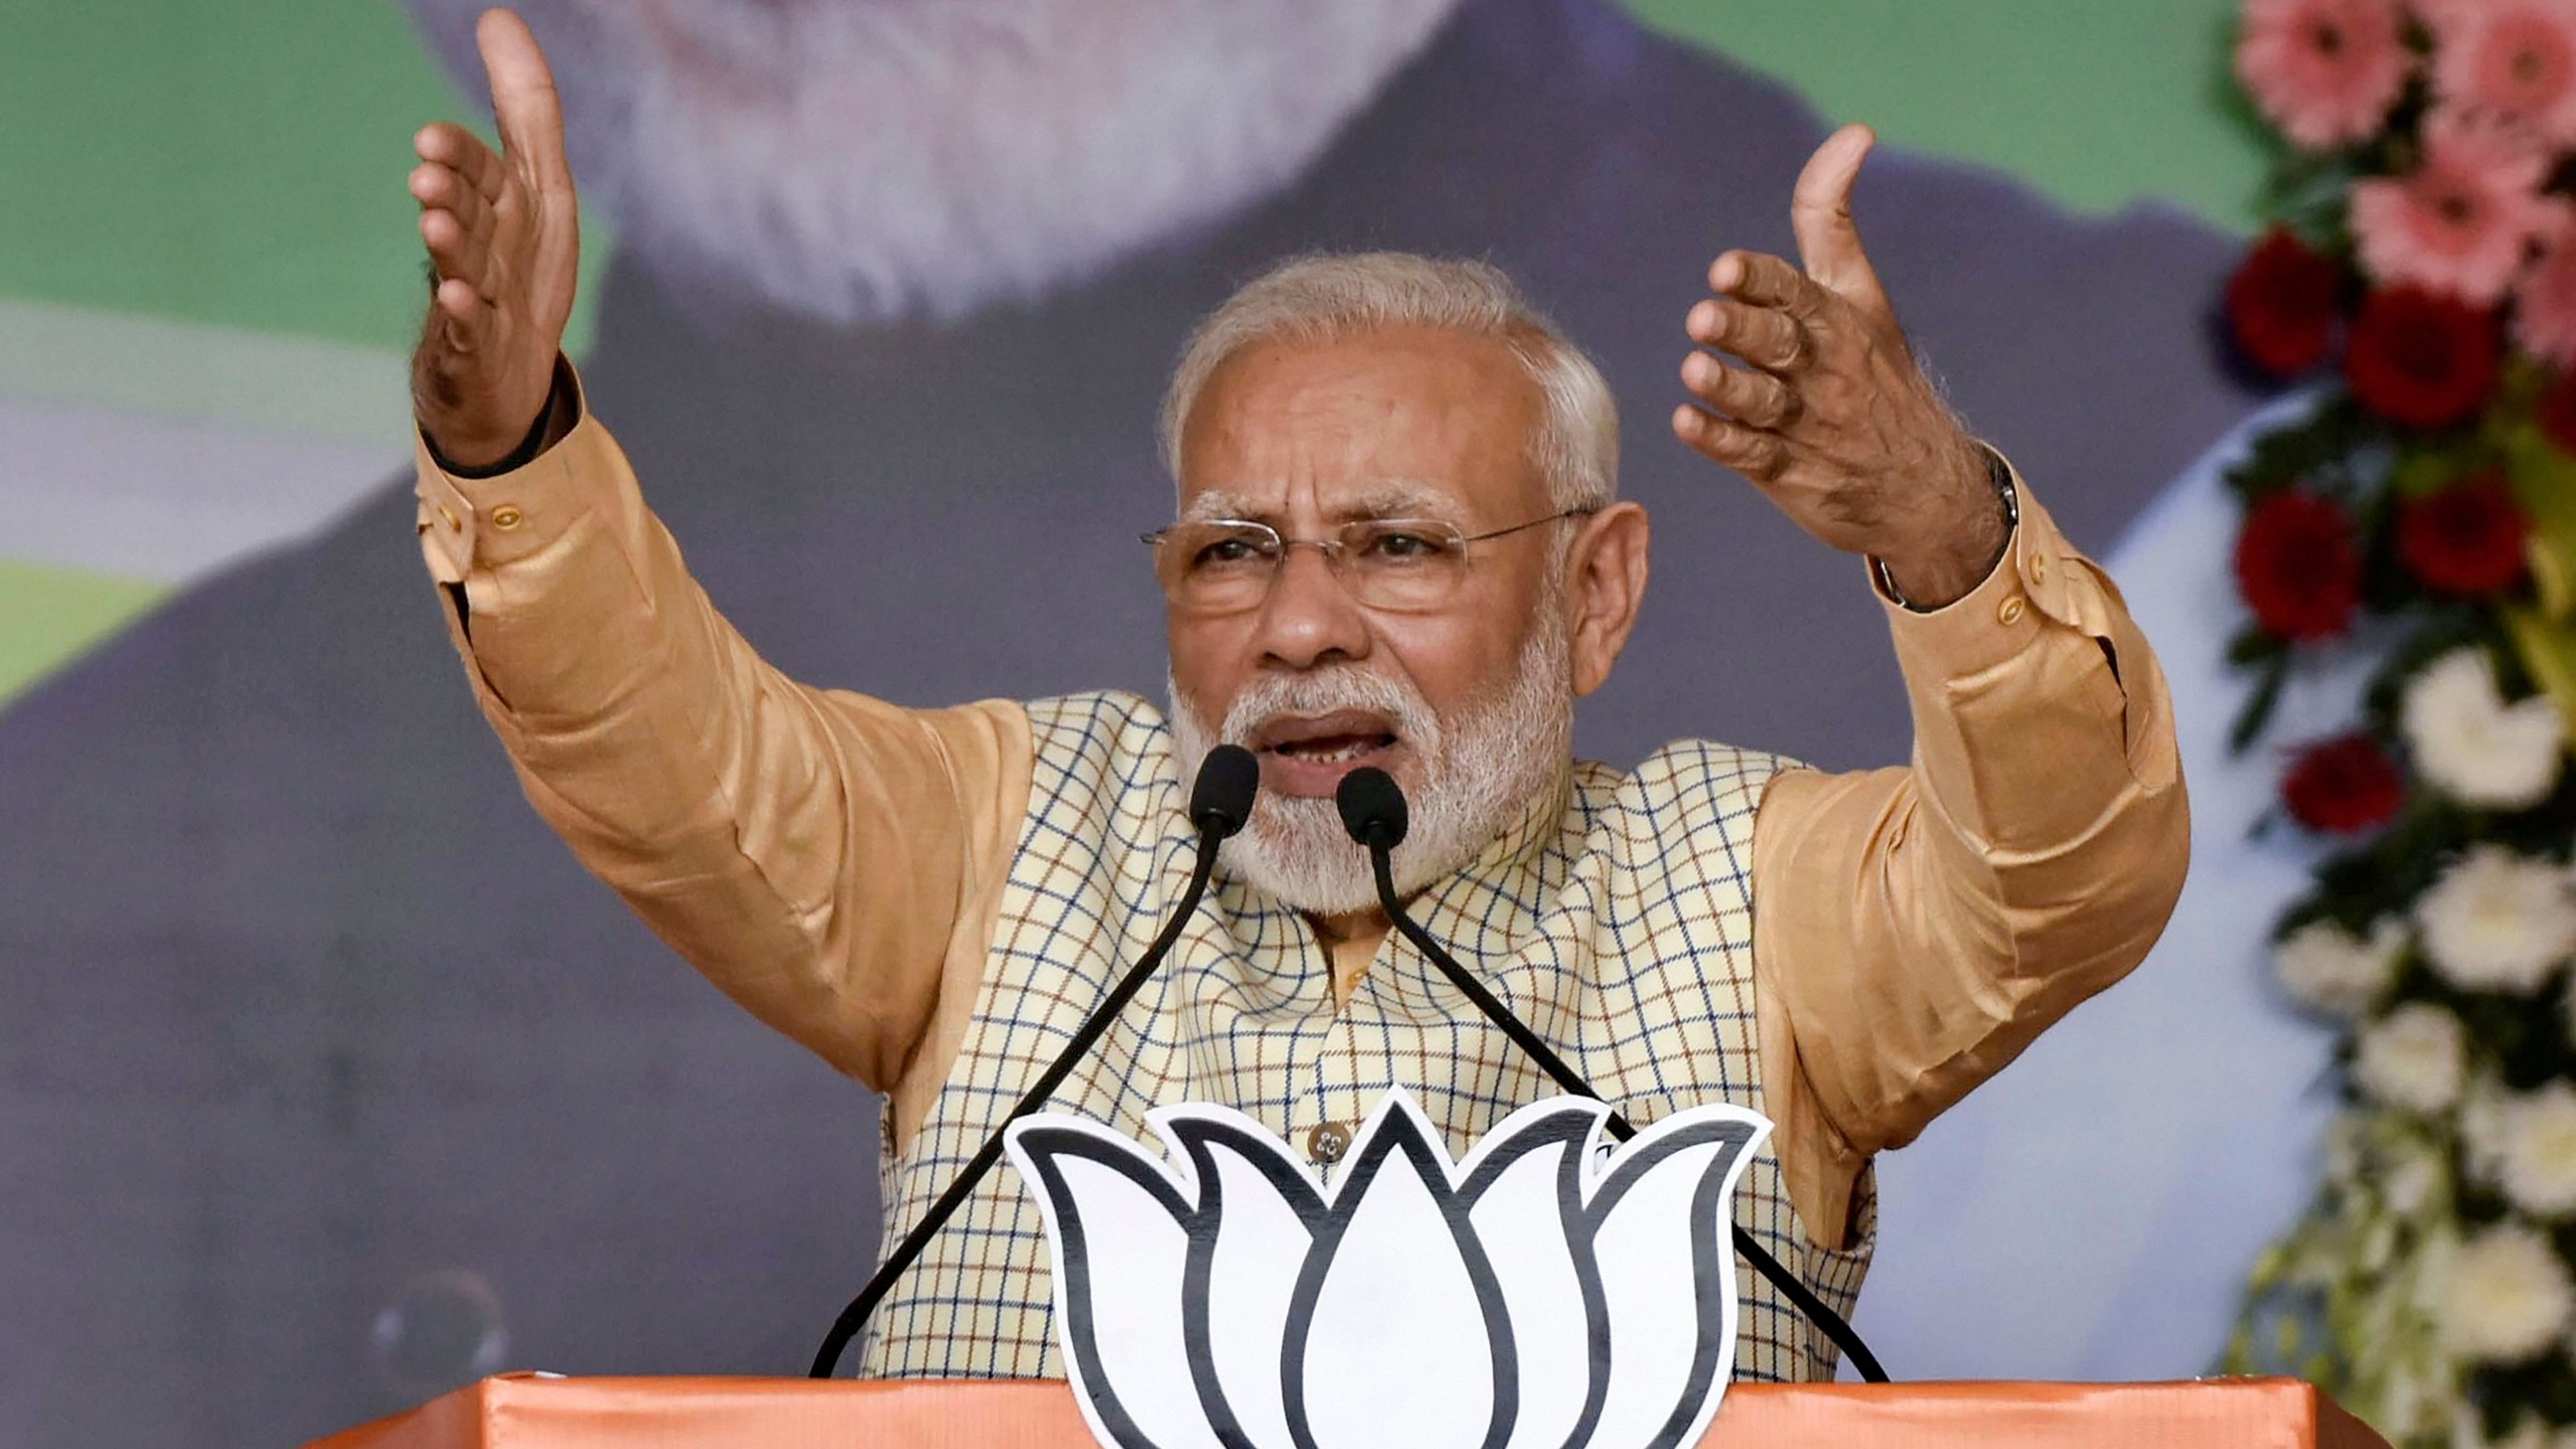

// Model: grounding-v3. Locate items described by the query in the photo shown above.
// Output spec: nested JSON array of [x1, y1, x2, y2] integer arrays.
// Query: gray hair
[[1158, 253, 1619, 511]]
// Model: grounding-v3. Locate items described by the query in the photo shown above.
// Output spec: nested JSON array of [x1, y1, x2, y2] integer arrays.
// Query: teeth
[[1278, 738, 1380, 763]]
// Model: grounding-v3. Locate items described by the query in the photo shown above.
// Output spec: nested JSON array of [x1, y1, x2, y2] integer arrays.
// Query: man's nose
[[1250, 543, 1371, 670]]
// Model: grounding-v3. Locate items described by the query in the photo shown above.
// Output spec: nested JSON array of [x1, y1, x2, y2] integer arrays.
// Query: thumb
[[1791, 124, 1887, 309], [476, 8, 570, 192]]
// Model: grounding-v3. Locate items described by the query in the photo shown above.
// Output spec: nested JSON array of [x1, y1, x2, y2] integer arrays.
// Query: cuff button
[[491, 504, 525, 531]]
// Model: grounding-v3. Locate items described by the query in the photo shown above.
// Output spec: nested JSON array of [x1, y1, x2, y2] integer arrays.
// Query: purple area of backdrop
[[0, 2, 2258, 1443]]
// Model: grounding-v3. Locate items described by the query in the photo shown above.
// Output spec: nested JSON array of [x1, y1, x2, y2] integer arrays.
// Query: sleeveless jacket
[[860, 691, 1872, 1383]]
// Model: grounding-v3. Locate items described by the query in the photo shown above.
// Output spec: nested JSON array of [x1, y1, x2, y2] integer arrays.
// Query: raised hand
[[409, 8, 581, 470], [1672, 124, 2006, 608]]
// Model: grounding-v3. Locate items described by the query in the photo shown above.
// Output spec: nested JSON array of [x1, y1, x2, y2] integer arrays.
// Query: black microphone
[[1334, 766, 1891, 1384], [809, 743, 1260, 1377]]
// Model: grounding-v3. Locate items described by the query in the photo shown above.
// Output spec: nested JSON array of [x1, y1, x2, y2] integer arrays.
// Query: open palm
[[408, 8, 581, 469]]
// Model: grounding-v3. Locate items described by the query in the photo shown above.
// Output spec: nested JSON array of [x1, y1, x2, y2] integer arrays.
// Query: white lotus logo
[[1004, 1088, 1769, 1449]]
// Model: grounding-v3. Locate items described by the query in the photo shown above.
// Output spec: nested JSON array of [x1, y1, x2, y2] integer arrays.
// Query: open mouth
[[1248, 710, 1402, 795]]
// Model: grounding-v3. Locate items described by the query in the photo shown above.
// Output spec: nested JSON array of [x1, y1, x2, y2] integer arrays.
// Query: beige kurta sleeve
[[413, 365, 1031, 1092], [1750, 470, 2188, 1249]]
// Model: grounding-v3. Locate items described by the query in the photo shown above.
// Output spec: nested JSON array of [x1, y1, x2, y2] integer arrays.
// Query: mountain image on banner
[[1002, 1087, 1771, 1449]]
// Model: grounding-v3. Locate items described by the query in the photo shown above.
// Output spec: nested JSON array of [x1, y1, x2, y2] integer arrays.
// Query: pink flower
[[2519, 210, 2576, 361], [2237, 0, 2412, 148], [2351, 111, 2554, 303], [2423, 0, 2576, 146]]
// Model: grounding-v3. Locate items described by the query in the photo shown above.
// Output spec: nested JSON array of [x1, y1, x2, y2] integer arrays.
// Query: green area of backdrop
[[0, 0, 2262, 703]]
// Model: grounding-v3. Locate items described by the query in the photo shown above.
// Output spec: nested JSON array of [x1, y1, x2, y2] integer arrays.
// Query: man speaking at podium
[[409, 11, 2186, 1386]]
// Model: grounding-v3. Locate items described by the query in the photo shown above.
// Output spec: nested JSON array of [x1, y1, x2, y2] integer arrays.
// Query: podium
[[310, 1374, 2394, 1447]]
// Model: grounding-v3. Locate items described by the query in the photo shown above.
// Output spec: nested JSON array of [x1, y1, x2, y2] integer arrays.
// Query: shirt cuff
[[413, 359, 594, 585], [1870, 456, 2091, 680]]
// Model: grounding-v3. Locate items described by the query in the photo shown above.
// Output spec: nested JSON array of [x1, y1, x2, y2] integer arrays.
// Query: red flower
[[2397, 468, 2531, 595], [2281, 732, 2405, 833], [2344, 286, 2502, 429], [2541, 369, 2576, 455], [2235, 490, 2363, 639], [2227, 228, 2344, 377]]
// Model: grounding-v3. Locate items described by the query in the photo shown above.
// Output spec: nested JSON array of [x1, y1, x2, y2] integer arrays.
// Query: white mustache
[[1218, 668, 1444, 759]]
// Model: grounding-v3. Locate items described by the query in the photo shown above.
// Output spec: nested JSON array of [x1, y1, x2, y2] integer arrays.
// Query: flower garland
[[2220, 3, 2576, 1444]]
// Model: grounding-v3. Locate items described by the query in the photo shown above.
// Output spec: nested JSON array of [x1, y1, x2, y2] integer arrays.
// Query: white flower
[[2438, 1222, 2575, 1364], [2275, 917, 2409, 1018], [2465, 1078, 2511, 1188], [2355, 1004, 2468, 1114], [1006, 1088, 1769, 1449], [2497, 1084, 2576, 1219], [2415, 846, 2576, 994], [2402, 647, 2565, 810], [2386, 1143, 2443, 1219]]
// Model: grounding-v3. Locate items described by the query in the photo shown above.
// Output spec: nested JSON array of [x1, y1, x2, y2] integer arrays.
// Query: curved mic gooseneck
[[1332, 766, 1891, 1385], [808, 743, 1260, 1378]]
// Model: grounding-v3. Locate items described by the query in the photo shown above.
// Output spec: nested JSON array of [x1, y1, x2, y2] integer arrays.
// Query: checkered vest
[[861, 691, 1873, 1383]]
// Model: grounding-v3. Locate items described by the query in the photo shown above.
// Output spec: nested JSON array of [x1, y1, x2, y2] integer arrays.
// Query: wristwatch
[[1871, 442, 2020, 613]]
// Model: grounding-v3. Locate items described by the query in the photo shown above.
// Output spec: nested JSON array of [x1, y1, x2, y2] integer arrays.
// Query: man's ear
[[1567, 502, 1649, 697]]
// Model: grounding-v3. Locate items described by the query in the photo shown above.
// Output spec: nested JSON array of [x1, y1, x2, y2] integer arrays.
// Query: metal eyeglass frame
[[1140, 507, 1598, 607]]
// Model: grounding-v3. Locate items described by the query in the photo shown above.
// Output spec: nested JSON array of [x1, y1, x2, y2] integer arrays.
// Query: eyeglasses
[[1141, 508, 1596, 615]]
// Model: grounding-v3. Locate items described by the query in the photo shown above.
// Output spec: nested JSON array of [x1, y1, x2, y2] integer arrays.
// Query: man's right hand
[[409, 8, 580, 470]]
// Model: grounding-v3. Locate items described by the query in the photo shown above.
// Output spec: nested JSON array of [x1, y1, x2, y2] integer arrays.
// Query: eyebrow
[[1179, 480, 1458, 525]]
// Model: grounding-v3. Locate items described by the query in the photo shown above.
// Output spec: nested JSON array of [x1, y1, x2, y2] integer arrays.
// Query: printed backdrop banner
[[0, 3, 2318, 1445]]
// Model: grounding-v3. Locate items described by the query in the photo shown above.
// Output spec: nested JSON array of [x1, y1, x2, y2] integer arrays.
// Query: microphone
[[809, 743, 1260, 1377], [1334, 766, 1891, 1384]]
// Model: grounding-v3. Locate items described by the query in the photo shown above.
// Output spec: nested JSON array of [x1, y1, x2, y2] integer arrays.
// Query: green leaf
[[2389, 445, 2474, 499], [2224, 397, 2376, 504], [2229, 621, 2288, 666], [2230, 650, 2294, 753], [2502, 607, 2576, 749], [2501, 423, 2576, 619]]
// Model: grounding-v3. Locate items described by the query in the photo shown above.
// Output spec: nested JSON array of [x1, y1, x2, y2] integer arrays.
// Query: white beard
[[1169, 619, 1574, 918], [405, 0, 1461, 324]]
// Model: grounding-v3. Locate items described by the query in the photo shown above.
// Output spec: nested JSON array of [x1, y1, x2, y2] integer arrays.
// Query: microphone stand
[[808, 748, 1254, 1378], [1346, 775, 1890, 1384]]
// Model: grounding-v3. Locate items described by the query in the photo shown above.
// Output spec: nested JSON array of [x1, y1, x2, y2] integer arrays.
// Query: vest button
[[1306, 1121, 1351, 1166]]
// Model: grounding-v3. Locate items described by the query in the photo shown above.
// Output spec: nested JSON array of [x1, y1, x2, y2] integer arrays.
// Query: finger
[[1686, 298, 1805, 373], [1672, 405, 1789, 481], [476, 9, 572, 192], [421, 208, 494, 297], [432, 277, 495, 337], [409, 162, 492, 243], [418, 279, 495, 378], [414, 122, 507, 202], [1791, 124, 1889, 310], [1680, 353, 1797, 431], [1707, 250, 1824, 319]]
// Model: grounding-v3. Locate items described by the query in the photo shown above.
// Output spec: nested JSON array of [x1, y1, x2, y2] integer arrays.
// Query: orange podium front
[[312, 1374, 2393, 1448]]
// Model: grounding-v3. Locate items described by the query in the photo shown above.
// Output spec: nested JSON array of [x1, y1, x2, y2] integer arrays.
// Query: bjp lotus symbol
[[1003, 1088, 1768, 1449]]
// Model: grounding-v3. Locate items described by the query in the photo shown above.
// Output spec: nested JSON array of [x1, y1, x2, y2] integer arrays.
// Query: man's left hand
[[1672, 124, 2006, 609]]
